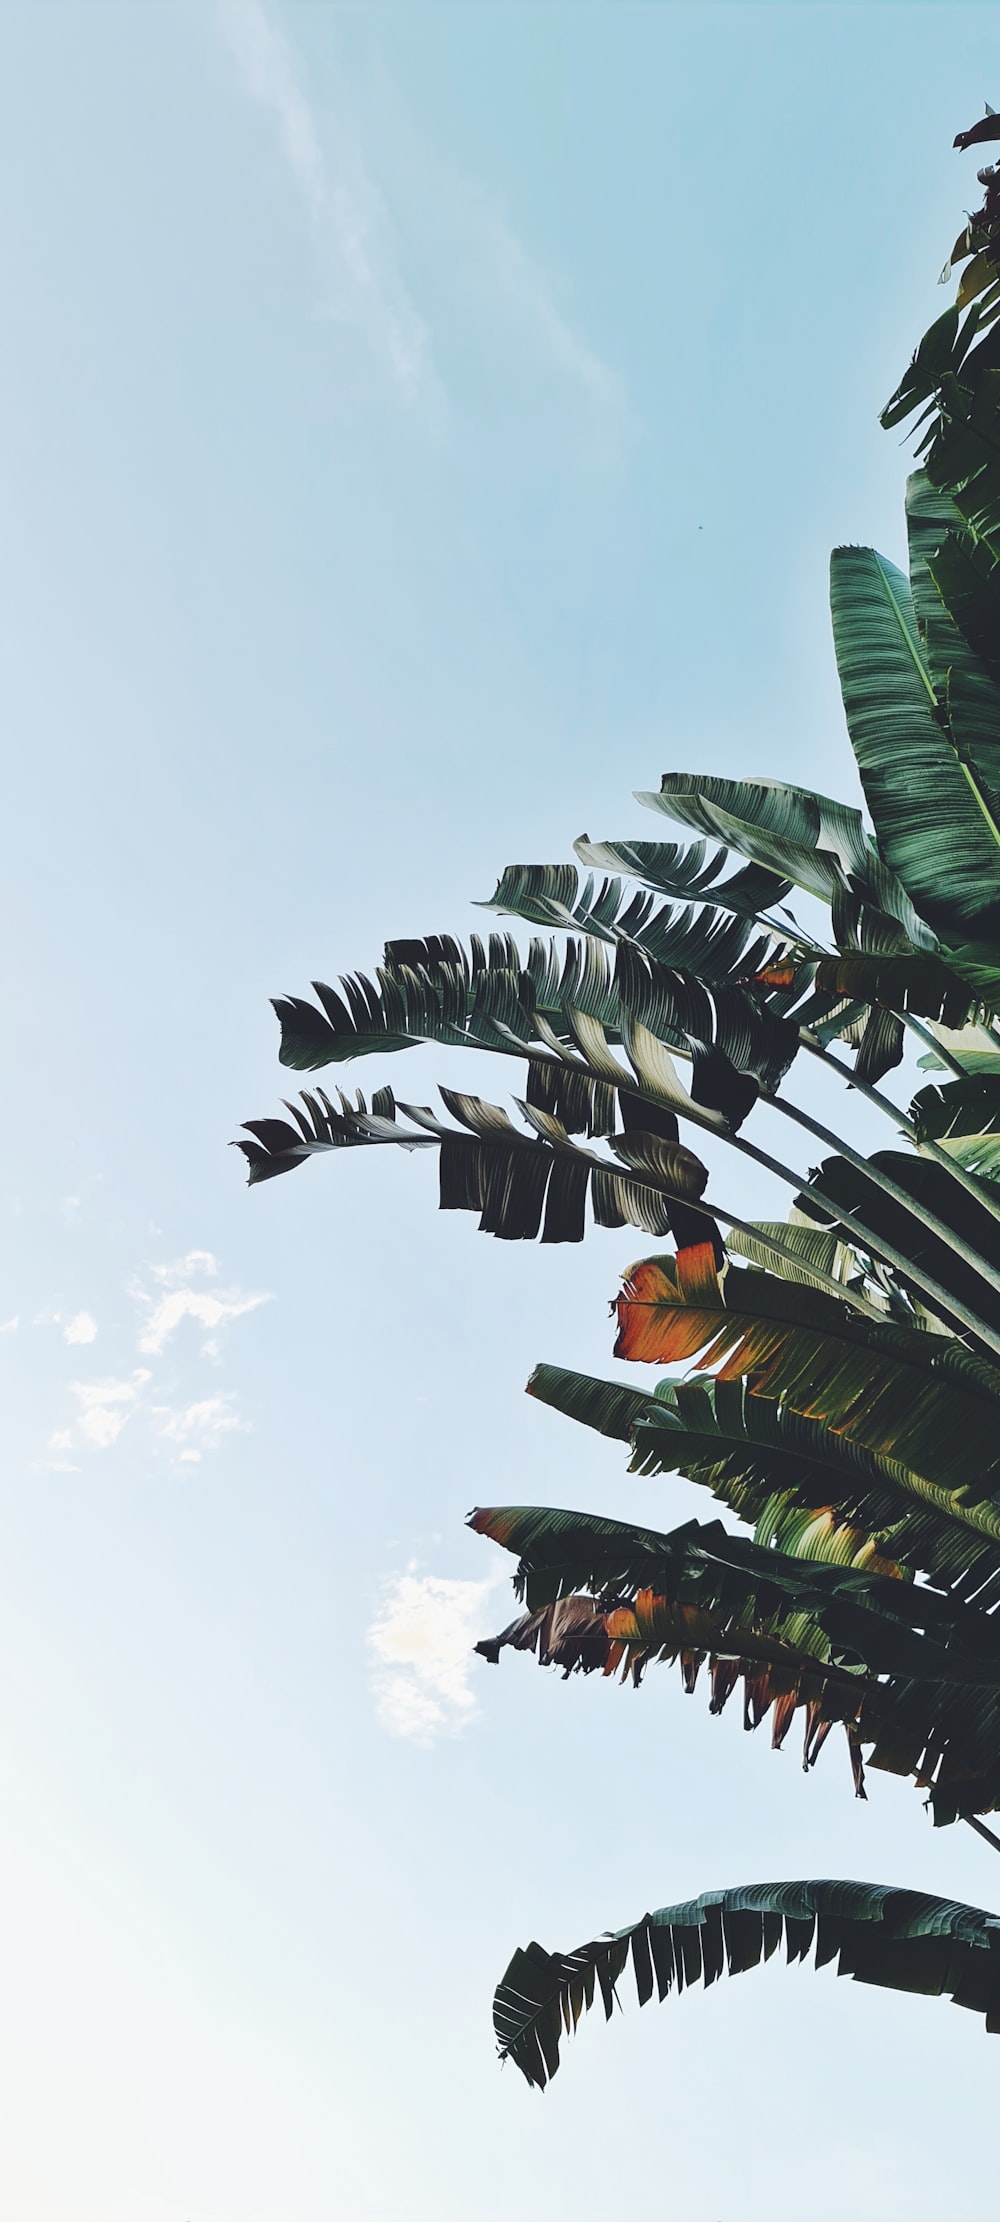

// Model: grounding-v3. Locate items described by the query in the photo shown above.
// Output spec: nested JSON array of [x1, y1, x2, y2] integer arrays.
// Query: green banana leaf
[[926, 526, 1000, 688], [483, 863, 978, 1084], [470, 1502, 1000, 1818], [639, 770, 931, 944], [612, 1252, 1000, 1500], [725, 1219, 852, 1287], [267, 931, 801, 1100], [796, 1148, 1000, 1345], [906, 474, 1000, 813], [237, 1083, 717, 1246], [572, 833, 791, 919], [830, 544, 1000, 960], [526, 1360, 1000, 1597], [494, 1879, 1000, 2087], [813, 949, 974, 1029], [911, 1073, 1000, 1183], [481, 861, 775, 979]]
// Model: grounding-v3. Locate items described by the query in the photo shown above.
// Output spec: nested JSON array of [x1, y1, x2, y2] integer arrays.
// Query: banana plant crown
[[238, 114, 1000, 2083]]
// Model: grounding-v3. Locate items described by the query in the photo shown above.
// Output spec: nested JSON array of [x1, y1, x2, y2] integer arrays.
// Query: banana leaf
[[830, 544, 1000, 961], [527, 1360, 1000, 1597], [639, 771, 930, 944], [612, 1250, 1000, 1501], [494, 1879, 1000, 2087], [911, 1073, 1000, 1184], [572, 833, 792, 919], [238, 1083, 718, 1246], [472, 1505, 1000, 1822], [796, 1148, 1000, 1345], [481, 862, 774, 979]]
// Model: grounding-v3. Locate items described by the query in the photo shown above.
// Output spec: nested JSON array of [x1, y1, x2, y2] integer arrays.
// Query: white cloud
[[136, 1283, 269, 1357], [0, 1316, 17, 1334], [368, 1570, 499, 1744], [63, 1312, 97, 1346], [460, 192, 623, 423], [153, 1395, 244, 1463], [218, 0, 429, 397], [150, 1251, 218, 1286], [45, 1426, 79, 1473], [216, 0, 623, 442], [70, 1372, 150, 1451]]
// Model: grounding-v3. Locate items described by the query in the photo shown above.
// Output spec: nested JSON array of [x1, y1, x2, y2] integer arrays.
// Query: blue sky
[[3, 5, 1000, 2217]]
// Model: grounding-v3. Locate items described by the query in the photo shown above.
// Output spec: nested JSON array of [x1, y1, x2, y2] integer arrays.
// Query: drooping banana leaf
[[271, 933, 587, 1071], [637, 771, 931, 944], [476, 1582, 871, 1796], [612, 1250, 1000, 1501], [494, 1879, 1000, 2088], [570, 827, 958, 1084], [572, 833, 792, 920], [481, 863, 776, 980], [469, 1505, 931, 1649], [471, 1503, 1000, 1820], [476, 1590, 1000, 1825], [640, 774, 869, 892], [527, 1360, 1000, 1597], [830, 544, 1000, 965], [237, 1083, 719, 1247], [267, 931, 803, 1106], [483, 863, 978, 1085]]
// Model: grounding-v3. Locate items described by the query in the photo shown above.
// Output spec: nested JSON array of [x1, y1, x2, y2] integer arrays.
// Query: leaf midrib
[[877, 553, 1000, 863]]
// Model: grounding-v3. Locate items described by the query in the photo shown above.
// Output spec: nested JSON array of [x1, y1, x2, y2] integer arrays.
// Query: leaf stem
[[964, 1815, 1000, 1856], [686, 1196, 885, 1320], [515, 1040, 1000, 1355], [801, 1035, 1000, 1231], [900, 1014, 968, 1079], [765, 1091, 1000, 1314], [722, 1123, 1000, 1359]]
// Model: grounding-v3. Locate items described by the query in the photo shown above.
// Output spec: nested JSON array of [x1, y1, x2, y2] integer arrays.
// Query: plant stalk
[[505, 1037, 1000, 1355], [766, 1091, 1000, 1310], [964, 1815, 1000, 1856], [801, 1034, 1000, 1232]]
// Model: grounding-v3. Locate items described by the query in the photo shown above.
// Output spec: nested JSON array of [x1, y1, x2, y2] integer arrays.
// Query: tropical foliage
[[238, 116, 1000, 2080]]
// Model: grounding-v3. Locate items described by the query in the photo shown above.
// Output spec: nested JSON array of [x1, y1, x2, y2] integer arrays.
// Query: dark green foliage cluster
[[240, 116, 1000, 2080]]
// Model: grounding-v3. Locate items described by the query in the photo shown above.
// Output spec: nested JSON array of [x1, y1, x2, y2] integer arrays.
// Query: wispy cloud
[[133, 1252, 269, 1356], [368, 1569, 499, 1744], [215, 1, 622, 439], [153, 1395, 245, 1463], [0, 1316, 18, 1334], [150, 1250, 220, 1286], [33, 1306, 98, 1343], [465, 197, 622, 420], [37, 1248, 259, 1470], [218, 0, 430, 397], [63, 1311, 97, 1346], [70, 1371, 151, 1450], [45, 1426, 78, 1473]]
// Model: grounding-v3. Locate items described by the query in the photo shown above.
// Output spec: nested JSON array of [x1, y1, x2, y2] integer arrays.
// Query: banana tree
[[237, 115, 1000, 2082]]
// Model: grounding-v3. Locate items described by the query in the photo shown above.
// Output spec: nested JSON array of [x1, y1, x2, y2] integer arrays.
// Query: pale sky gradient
[[3, 5, 1000, 2218]]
